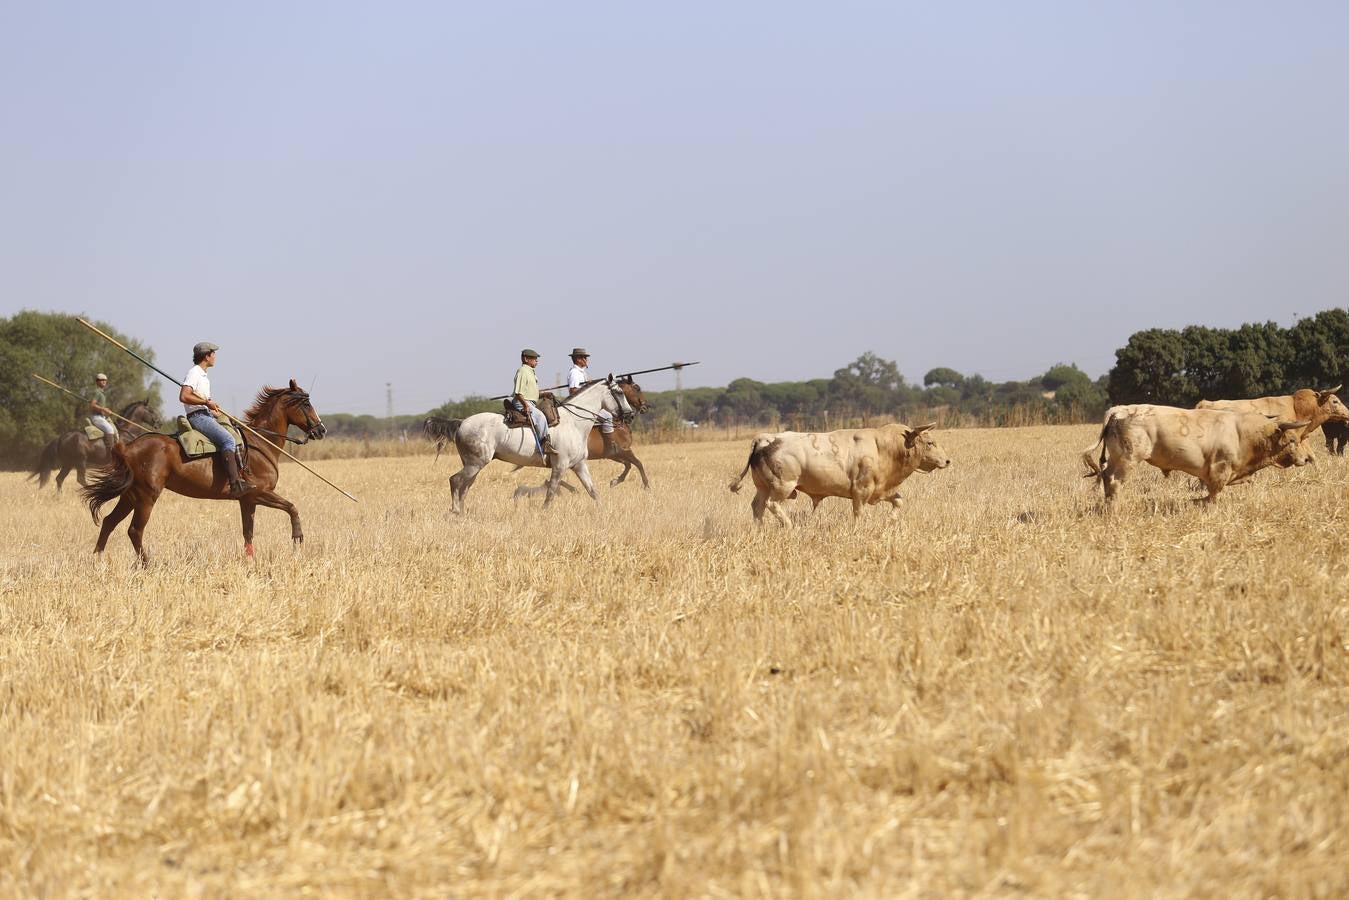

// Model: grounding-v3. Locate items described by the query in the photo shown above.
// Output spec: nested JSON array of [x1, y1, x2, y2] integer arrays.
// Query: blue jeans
[[509, 400, 549, 442], [89, 415, 116, 436], [188, 410, 237, 453]]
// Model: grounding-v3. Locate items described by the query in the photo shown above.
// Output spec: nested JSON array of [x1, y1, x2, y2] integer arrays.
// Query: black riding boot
[[102, 433, 118, 458], [222, 450, 255, 498]]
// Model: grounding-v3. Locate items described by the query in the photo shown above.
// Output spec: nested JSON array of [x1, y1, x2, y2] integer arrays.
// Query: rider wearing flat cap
[[512, 348, 555, 459], [180, 341, 255, 498], [567, 348, 618, 457]]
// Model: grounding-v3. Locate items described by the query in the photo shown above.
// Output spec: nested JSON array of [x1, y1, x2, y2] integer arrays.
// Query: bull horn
[[1277, 420, 1311, 431]]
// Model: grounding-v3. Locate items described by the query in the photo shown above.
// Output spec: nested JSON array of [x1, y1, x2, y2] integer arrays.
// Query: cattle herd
[[728, 385, 1349, 523]]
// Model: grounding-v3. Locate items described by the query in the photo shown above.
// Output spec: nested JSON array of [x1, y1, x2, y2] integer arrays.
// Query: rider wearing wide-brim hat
[[512, 348, 556, 459], [179, 341, 255, 498], [567, 348, 618, 457]]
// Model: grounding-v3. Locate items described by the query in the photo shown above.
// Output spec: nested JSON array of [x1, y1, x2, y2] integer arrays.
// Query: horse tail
[[28, 438, 60, 488], [80, 444, 133, 523], [422, 417, 462, 461], [729, 436, 777, 493]]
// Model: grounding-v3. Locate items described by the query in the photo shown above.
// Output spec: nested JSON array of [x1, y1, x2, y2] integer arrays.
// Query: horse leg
[[239, 500, 258, 557], [126, 488, 161, 566], [56, 463, 72, 492], [250, 490, 302, 545], [627, 450, 650, 489], [543, 462, 565, 507], [95, 493, 136, 554], [572, 461, 599, 502], [450, 461, 486, 514]]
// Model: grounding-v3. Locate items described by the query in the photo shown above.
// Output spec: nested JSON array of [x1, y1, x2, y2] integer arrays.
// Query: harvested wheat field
[[2, 424, 1348, 897]]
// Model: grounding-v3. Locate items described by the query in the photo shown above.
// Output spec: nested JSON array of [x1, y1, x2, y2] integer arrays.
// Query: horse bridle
[[558, 380, 632, 423], [242, 392, 326, 444]]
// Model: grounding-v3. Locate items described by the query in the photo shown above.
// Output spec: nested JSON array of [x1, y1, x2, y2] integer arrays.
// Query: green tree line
[[1106, 309, 1349, 405], [0, 312, 162, 467]]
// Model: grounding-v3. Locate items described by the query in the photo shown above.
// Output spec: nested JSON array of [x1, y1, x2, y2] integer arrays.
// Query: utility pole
[[386, 382, 393, 438], [673, 361, 686, 419]]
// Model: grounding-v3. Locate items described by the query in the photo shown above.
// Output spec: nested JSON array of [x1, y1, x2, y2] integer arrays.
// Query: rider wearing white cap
[[88, 373, 117, 455]]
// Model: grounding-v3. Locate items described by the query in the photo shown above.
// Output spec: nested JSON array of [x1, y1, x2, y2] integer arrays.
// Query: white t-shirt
[[567, 365, 588, 393], [183, 365, 211, 414]]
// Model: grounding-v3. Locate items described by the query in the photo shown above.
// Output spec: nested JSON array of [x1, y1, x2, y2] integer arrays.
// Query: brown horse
[[80, 380, 326, 563], [30, 399, 162, 491]]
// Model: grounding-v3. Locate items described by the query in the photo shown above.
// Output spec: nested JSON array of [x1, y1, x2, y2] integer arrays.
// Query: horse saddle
[[172, 414, 246, 460], [502, 394, 560, 429]]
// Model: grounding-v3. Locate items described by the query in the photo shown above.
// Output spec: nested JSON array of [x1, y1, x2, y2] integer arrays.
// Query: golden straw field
[[3, 424, 1348, 897]]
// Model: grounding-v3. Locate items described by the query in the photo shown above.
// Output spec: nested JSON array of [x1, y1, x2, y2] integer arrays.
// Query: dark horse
[[80, 380, 326, 563], [30, 400, 162, 491]]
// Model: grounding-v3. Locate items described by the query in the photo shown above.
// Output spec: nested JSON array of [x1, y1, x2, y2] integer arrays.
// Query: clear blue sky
[[3, 2, 1347, 415]]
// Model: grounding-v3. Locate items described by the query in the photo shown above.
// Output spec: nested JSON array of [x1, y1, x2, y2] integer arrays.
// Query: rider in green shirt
[[511, 349, 555, 458], [88, 373, 117, 454]]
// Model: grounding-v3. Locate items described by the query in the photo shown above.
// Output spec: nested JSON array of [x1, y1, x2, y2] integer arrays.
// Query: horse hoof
[[244, 543, 255, 558]]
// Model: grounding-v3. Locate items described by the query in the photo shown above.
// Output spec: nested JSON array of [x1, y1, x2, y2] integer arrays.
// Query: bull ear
[[1277, 420, 1311, 432], [904, 423, 936, 445]]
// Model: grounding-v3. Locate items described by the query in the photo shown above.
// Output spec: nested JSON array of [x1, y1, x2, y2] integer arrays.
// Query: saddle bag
[[502, 394, 560, 429], [172, 413, 246, 461]]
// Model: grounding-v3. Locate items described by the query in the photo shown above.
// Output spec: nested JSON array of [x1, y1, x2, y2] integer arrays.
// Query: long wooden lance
[[31, 373, 160, 432], [489, 361, 700, 401], [75, 317, 359, 503]]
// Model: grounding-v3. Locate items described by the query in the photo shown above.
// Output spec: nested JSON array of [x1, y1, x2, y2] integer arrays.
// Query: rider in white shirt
[[179, 341, 254, 498], [567, 348, 618, 457]]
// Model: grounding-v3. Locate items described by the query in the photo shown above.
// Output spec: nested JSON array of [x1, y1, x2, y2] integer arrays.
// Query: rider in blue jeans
[[179, 341, 254, 498]]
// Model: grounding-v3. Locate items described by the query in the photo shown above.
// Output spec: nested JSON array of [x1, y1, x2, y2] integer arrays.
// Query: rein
[[557, 382, 629, 423]]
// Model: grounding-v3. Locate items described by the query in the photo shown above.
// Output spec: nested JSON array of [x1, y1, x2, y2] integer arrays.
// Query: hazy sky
[[4, 2, 1347, 416]]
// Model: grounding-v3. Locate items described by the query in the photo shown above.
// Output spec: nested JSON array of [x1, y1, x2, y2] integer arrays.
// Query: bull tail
[[80, 444, 133, 523], [28, 438, 60, 488], [729, 437, 779, 493], [1080, 420, 1110, 479]]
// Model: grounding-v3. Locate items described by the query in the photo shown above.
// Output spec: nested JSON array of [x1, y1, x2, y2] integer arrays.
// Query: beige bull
[[728, 423, 951, 526], [1195, 386, 1348, 447], [1082, 405, 1311, 503]]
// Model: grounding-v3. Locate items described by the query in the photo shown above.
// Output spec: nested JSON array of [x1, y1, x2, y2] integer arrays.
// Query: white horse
[[448, 376, 634, 513]]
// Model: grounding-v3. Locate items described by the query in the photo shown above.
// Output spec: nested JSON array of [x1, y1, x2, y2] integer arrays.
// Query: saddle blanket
[[173, 415, 245, 459]]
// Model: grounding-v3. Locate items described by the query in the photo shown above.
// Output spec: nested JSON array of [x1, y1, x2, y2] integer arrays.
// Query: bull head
[[1273, 420, 1314, 468]]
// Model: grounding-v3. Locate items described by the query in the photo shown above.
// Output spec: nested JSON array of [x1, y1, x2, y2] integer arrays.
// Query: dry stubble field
[[2, 424, 1348, 898]]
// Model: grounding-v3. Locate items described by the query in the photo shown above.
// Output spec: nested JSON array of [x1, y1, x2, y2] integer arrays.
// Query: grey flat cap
[[193, 341, 219, 357], [521, 348, 540, 358]]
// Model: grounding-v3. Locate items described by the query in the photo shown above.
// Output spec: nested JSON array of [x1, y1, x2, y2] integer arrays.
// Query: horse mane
[[245, 385, 309, 423], [118, 399, 150, 416]]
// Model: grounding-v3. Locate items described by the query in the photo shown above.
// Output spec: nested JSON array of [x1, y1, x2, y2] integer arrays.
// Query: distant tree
[[0, 311, 161, 468], [1107, 329, 1187, 404], [923, 367, 964, 388], [830, 352, 904, 416], [1039, 363, 1089, 393]]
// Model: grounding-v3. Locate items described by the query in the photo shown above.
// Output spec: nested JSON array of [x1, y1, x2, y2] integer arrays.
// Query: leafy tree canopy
[[0, 311, 161, 468]]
